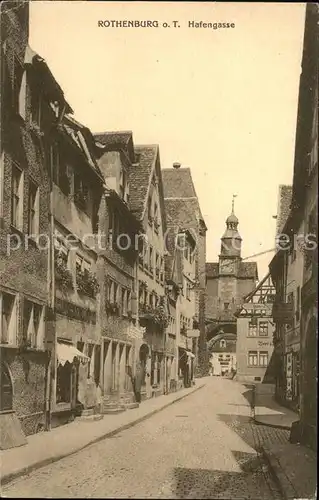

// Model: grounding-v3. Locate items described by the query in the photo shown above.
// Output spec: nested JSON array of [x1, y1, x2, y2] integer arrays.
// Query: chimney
[[173, 162, 181, 169]]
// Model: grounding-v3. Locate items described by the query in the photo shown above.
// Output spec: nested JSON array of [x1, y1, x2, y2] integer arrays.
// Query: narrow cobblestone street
[[2, 378, 289, 499]]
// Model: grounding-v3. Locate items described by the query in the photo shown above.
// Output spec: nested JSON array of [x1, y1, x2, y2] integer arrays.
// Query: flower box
[[76, 269, 99, 298]]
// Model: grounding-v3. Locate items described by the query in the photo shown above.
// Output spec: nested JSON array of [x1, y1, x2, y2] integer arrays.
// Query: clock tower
[[219, 195, 242, 275], [206, 195, 258, 341]]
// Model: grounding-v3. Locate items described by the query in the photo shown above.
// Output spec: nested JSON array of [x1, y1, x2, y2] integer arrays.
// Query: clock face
[[221, 259, 235, 273]]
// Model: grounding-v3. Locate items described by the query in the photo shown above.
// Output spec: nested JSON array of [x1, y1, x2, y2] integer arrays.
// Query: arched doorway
[[1, 362, 13, 412], [303, 316, 317, 426]]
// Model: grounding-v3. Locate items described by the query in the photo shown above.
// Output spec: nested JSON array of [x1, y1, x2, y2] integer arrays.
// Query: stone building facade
[[131, 145, 169, 399], [208, 333, 236, 377], [0, 1, 52, 443], [93, 131, 143, 408], [270, 3, 318, 450], [162, 164, 208, 376], [205, 205, 258, 343]]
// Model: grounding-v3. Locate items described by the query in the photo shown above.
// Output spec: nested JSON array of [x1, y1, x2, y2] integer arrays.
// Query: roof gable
[[93, 131, 135, 163], [162, 168, 207, 229], [129, 145, 167, 232]]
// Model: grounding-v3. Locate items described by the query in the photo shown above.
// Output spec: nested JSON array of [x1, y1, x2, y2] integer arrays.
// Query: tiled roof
[[162, 168, 197, 198], [93, 131, 135, 163], [129, 145, 158, 219], [206, 263, 219, 278], [162, 168, 206, 227], [238, 261, 258, 280], [276, 185, 292, 235], [164, 198, 201, 231]]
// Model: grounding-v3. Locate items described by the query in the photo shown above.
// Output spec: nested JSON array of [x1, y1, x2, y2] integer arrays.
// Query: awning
[[186, 351, 195, 359], [57, 342, 89, 366]]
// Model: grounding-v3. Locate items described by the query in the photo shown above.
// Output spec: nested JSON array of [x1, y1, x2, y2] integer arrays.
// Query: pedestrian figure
[[134, 363, 144, 403]]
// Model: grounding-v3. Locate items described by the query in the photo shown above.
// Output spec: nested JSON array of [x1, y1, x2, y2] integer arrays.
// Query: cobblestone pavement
[[2, 378, 289, 499]]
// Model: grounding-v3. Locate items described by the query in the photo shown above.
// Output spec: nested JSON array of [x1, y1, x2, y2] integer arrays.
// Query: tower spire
[[232, 194, 237, 214]]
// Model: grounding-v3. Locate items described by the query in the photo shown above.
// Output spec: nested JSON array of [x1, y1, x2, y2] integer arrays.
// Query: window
[[127, 290, 131, 313], [87, 343, 94, 379], [12, 54, 24, 114], [148, 197, 152, 223], [154, 203, 159, 231], [259, 351, 269, 367], [0, 292, 17, 345], [224, 302, 229, 311], [11, 163, 23, 229], [28, 180, 39, 236], [155, 253, 160, 280], [295, 286, 300, 322], [54, 235, 69, 268], [266, 294, 275, 303], [220, 339, 226, 348], [119, 168, 126, 199], [74, 171, 89, 210], [160, 256, 164, 283], [305, 210, 317, 268], [259, 321, 268, 337], [186, 282, 191, 300], [248, 351, 258, 366], [248, 322, 257, 337], [149, 246, 153, 273], [31, 90, 42, 127], [113, 282, 118, 304], [23, 300, 44, 349], [121, 288, 127, 315]]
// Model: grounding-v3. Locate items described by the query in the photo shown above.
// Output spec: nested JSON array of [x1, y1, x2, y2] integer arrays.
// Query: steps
[[76, 408, 104, 422], [102, 392, 140, 414]]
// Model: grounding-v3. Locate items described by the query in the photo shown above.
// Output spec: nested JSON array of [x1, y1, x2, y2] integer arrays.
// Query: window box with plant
[[76, 269, 99, 298], [181, 324, 187, 335], [139, 303, 169, 329], [28, 121, 44, 138], [55, 253, 73, 290], [154, 218, 160, 232], [105, 299, 120, 316], [192, 318, 199, 330], [139, 280, 148, 291]]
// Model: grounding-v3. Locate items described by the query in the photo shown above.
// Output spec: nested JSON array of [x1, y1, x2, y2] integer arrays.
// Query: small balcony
[[139, 303, 168, 329], [272, 301, 294, 324]]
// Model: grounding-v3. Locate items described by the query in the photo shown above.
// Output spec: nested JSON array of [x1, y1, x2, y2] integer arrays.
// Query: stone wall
[[2, 348, 47, 435]]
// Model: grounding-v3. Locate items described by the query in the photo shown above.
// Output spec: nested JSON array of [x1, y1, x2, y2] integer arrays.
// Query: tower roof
[[220, 195, 242, 256], [226, 212, 238, 224]]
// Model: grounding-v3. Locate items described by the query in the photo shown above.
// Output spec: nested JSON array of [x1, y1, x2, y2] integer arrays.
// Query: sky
[[29, 1, 306, 280]]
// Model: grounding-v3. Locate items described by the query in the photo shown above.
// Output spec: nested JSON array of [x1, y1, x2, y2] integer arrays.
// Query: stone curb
[[254, 417, 291, 431], [260, 446, 298, 500], [1, 383, 205, 486]]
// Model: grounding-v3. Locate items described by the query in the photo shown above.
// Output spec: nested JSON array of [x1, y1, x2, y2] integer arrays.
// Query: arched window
[[220, 339, 226, 349], [1, 362, 13, 411]]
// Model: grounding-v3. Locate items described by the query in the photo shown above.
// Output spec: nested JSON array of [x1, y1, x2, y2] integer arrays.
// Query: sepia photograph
[[0, 1, 318, 498]]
